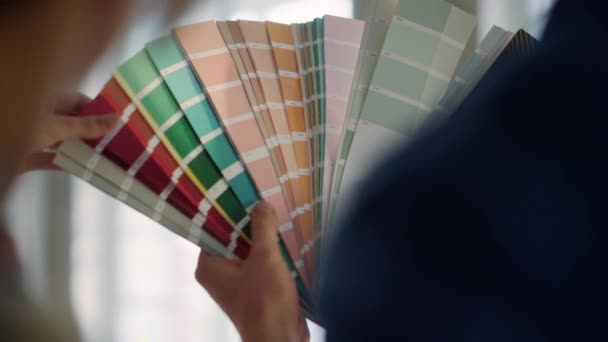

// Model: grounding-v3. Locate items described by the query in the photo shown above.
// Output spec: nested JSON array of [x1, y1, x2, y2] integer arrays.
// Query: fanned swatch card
[[436, 28, 539, 123], [265, 21, 317, 271], [57, 139, 232, 257], [335, 0, 476, 220], [173, 21, 311, 289], [56, 86, 243, 256], [146, 35, 260, 211], [437, 26, 514, 113], [320, 16, 365, 232], [238, 20, 313, 275], [52, 0, 539, 320], [66, 80, 244, 251], [116, 51, 253, 237], [325, 0, 398, 245]]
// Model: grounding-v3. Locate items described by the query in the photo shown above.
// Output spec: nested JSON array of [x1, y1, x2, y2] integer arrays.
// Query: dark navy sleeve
[[318, 28, 608, 340]]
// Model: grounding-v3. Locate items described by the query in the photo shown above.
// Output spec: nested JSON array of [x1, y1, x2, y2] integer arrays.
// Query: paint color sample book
[[52, 0, 538, 319]]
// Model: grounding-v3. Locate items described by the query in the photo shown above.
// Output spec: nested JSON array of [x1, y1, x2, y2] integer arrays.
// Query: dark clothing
[[319, 0, 608, 340]]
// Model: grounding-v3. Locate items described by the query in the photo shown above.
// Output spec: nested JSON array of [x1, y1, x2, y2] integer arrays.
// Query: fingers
[[34, 92, 117, 150], [52, 92, 92, 115], [18, 152, 58, 175], [250, 201, 280, 253], [195, 251, 239, 295], [50, 113, 119, 142]]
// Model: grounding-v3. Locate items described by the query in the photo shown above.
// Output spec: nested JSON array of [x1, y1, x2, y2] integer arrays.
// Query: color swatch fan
[[53, 0, 537, 319]]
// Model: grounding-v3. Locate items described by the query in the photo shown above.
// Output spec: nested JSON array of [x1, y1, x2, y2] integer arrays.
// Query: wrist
[[237, 316, 308, 342], [241, 331, 307, 342]]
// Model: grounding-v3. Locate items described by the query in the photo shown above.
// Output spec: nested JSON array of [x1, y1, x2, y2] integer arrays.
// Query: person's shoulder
[[320, 32, 607, 287]]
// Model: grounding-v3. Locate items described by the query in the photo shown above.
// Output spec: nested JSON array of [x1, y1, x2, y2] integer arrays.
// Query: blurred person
[[196, 0, 608, 341], [0, 1, 198, 341]]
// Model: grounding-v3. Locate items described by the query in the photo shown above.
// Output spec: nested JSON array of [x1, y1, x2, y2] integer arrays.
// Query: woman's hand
[[19, 92, 118, 174], [195, 202, 309, 342]]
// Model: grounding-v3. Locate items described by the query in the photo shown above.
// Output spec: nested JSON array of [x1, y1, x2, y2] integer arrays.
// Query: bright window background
[[478, 0, 555, 37], [5, 1, 556, 342]]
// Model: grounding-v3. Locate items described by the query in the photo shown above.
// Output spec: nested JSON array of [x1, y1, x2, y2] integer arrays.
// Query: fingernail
[[253, 200, 273, 215]]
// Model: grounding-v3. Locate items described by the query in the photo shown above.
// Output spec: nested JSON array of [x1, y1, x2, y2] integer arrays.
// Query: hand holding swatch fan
[[53, 0, 537, 320]]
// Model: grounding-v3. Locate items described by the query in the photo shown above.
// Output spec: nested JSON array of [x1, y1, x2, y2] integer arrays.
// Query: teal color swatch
[[146, 36, 259, 211]]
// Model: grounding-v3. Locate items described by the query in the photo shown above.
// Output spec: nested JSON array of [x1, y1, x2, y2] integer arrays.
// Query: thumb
[[51, 114, 119, 142], [195, 251, 238, 296], [250, 201, 280, 253]]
